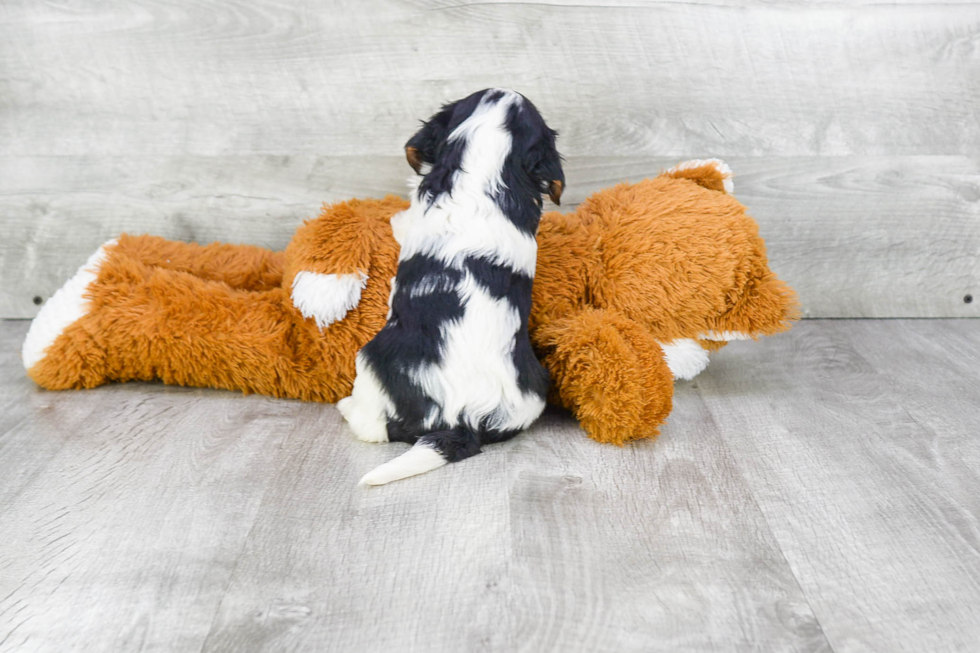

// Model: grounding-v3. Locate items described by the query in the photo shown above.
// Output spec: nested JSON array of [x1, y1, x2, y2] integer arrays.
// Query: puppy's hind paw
[[336, 397, 389, 443]]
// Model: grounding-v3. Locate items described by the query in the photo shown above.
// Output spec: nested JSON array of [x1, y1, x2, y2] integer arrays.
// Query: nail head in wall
[[965, 294, 974, 304], [33, 295, 43, 305]]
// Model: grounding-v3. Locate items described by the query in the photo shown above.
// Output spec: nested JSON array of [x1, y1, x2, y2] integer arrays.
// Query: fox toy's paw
[[536, 308, 674, 446], [660, 338, 711, 381], [22, 241, 118, 388]]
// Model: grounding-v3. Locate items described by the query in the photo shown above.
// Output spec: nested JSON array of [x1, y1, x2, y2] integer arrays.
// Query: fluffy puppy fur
[[337, 89, 563, 485]]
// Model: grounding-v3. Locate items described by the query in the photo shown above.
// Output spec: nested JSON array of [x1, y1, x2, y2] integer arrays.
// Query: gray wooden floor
[[1, 319, 978, 653]]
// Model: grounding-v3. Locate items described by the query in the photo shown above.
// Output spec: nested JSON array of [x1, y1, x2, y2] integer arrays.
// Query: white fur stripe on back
[[389, 91, 538, 278], [392, 202, 539, 277]]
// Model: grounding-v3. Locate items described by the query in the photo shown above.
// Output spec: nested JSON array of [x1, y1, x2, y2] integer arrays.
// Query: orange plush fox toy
[[23, 159, 798, 445]]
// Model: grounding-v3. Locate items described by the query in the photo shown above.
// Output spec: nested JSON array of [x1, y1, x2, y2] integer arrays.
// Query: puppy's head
[[405, 89, 564, 205]]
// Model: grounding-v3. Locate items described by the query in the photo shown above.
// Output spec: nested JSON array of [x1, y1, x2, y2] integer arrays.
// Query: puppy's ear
[[548, 179, 563, 206], [405, 144, 424, 175], [527, 129, 565, 205], [404, 103, 455, 174]]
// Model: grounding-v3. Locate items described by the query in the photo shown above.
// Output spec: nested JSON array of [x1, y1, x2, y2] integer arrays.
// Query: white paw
[[291, 270, 368, 329], [22, 240, 116, 371], [661, 338, 711, 381], [336, 396, 389, 443]]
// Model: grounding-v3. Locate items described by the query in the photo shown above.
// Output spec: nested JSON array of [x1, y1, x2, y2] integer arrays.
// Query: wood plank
[[4, 319, 980, 651], [0, 383, 307, 652], [201, 408, 831, 652], [831, 319, 980, 499], [0, 155, 407, 319], [2, 155, 977, 319], [732, 157, 980, 319], [0, 321, 67, 510], [505, 400, 832, 653], [695, 320, 980, 652], [0, 321, 31, 418], [1, 1, 977, 157], [199, 401, 522, 652]]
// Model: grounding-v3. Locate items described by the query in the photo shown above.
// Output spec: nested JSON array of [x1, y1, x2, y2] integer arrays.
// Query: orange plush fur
[[25, 161, 798, 445]]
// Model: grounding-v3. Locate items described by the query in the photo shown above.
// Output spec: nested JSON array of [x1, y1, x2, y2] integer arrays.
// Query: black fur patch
[[360, 254, 463, 433], [494, 98, 564, 235], [417, 428, 482, 463]]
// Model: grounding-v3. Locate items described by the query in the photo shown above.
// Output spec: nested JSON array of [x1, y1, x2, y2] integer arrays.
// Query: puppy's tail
[[359, 427, 481, 486]]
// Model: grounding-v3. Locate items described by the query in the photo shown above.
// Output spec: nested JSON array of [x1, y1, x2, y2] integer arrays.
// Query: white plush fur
[[291, 270, 367, 329], [22, 240, 116, 371], [358, 442, 446, 486], [660, 338, 711, 381], [659, 332, 754, 381], [666, 158, 734, 194], [700, 330, 753, 341]]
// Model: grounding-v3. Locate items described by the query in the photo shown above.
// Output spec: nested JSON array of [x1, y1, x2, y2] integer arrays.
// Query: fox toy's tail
[[359, 427, 482, 486]]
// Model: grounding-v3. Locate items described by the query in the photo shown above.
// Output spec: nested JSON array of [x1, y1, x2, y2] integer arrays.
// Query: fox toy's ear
[[527, 128, 564, 205], [404, 103, 455, 174]]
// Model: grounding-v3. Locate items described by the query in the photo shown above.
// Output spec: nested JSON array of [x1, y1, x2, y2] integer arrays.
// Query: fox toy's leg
[[25, 237, 290, 391], [534, 308, 674, 446], [24, 243, 340, 400], [113, 234, 285, 291]]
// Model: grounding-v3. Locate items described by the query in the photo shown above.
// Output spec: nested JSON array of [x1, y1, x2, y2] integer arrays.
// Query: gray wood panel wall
[[2, 0, 978, 318]]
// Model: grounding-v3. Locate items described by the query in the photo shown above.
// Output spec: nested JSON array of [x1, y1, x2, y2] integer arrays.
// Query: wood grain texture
[[0, 322, 55, 507], [3, 155, 977, 319], [695, 319, 980, 653], [1, 0, 978, 157], [0, 362, 307, 651], [0, 155, 406, 319], [199, 404, 523, 653], [3, 1, 979, 318], [3, 318, 979, 652], [202, 406, 831, 653], [504, 400, 831, 653]]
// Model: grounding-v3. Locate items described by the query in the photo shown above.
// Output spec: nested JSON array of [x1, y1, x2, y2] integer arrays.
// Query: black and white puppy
[[337, 88, 564, 485]]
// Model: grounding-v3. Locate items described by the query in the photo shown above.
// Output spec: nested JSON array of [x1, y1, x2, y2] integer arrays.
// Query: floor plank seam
[[693, 387, 840, 653], [5, 320, 980, 650], [194, 438, 290, 653]]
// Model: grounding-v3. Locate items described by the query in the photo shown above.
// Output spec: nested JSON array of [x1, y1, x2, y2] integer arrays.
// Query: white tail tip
[[359, 443, 447, 486]]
